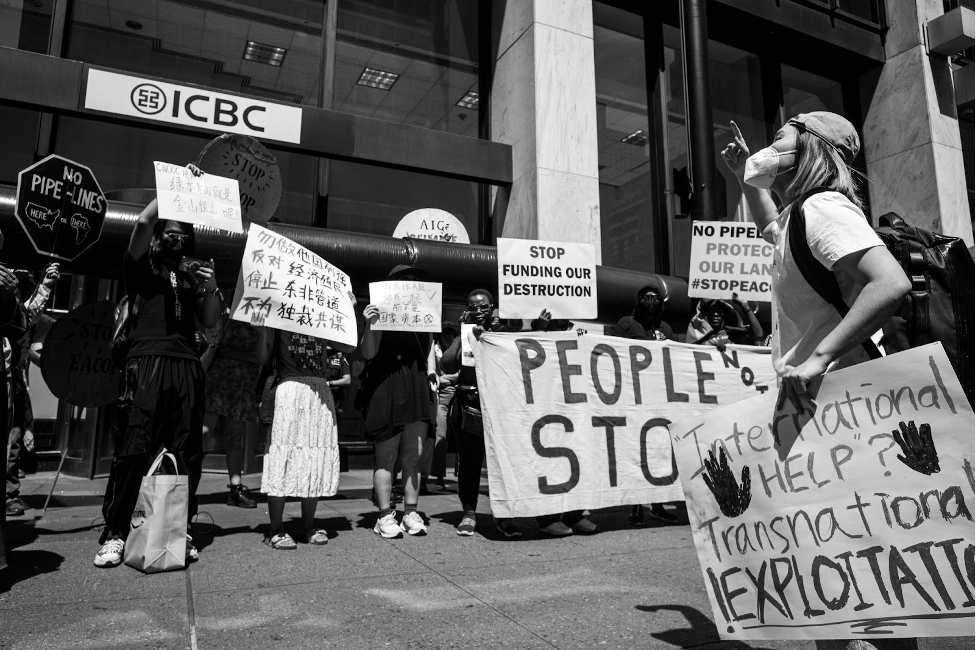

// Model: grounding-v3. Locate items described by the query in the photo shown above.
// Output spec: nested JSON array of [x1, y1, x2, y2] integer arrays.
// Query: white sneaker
[[94, 538, 125, 568], [186, 535, 199, 563], [400, 511, 428, 536], [373, 512, 403, 538]]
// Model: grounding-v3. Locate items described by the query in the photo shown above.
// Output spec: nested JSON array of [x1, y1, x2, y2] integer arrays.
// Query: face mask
[[743, 147, 797, 189]]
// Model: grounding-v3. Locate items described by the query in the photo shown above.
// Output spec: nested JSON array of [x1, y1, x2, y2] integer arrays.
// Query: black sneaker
[[495, 518, 523, 539], [648, 505, 680, 524], [5, 497, 26, 517], [227, 484, 257, 509], [628, 505, 645, 527]]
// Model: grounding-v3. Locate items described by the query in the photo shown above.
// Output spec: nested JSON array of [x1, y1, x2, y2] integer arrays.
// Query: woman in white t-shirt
[[722, 114, 913, 650], [721, 112, 909, 411]]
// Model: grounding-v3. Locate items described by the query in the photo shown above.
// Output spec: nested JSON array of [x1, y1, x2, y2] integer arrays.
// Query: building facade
[[0, 0, 973, 477]]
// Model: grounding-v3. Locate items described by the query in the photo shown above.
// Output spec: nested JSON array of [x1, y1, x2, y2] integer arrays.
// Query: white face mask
[[743, 147, 797, 189]]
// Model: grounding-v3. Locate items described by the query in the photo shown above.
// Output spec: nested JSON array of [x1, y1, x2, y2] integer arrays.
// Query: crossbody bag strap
[[787, 187, 882, 360]]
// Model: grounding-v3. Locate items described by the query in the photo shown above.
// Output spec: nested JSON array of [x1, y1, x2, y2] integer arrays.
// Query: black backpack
[[788, 187, 975, 407]]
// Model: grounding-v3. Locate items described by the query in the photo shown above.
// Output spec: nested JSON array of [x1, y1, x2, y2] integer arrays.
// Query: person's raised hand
[[363, 303, 380, 325], [720, 121, 750, 182], [537, 308, 552, 331], [195, 260, 217, 292], [0, 265, 19, 310], [42, 262, 60, 288]]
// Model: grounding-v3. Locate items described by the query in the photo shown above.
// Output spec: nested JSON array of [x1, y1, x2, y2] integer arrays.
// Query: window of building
[[781, 65, 844, 121], [0, 106, 41, 184], [661, 27, 767, 276], [53, 117, 316, 225], [323, 160, 480, 242], [332, 0, 480, 137], [0, 0, 52, 53], [67, 0, 323, 107]]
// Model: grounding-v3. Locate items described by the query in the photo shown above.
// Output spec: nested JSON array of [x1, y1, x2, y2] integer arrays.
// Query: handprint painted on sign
[[892, 420, 941, 475], [702, 447, 752, 518]]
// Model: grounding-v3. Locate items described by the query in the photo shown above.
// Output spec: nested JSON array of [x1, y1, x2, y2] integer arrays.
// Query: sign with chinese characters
[[688, 221, 773, 302], [84, 69, 302, 144], [154, 161, 243, 233], [15, 154, 106, 261], [497, 238, 597, 319], [368, 280, 442, 333], [669, 344, 974, 640], [229, 224, 356, 347], [392, 208, 470, 244]]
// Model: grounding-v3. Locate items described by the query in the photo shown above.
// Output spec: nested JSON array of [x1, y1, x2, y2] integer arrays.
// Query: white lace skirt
[[261, 376, 340, 498]]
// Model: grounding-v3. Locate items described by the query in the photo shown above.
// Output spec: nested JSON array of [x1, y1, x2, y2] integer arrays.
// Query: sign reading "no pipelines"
[[84, 69, 302, 144]]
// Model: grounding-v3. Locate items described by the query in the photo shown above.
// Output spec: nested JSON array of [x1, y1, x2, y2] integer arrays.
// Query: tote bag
[[124, 449, 188, 573]]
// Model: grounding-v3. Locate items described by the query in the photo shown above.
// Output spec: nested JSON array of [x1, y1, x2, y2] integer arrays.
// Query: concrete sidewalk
[[0, 471, 969, 650]]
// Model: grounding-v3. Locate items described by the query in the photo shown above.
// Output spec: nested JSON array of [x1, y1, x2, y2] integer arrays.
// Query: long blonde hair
[[784, 131, 864, 209]]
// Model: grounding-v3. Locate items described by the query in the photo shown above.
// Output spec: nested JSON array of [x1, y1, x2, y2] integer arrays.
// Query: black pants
[[456, 427, 485, 514], [101, 356, 204, 542]]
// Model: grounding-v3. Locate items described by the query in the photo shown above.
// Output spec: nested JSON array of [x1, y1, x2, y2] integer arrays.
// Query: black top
[[125, 252, 199, 360], [609, 316, 674, 341], [276, 331, 350, 381]]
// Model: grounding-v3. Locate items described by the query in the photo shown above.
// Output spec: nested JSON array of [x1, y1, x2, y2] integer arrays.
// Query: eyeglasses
[[163, 233, 190, 242], [468, 303, 491, 311], [637, 295, 662, 304]]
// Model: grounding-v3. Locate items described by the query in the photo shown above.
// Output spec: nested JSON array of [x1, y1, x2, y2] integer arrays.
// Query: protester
[[687, 295, 763, 349], [420, 321, 458, 493], [0, 263, 27, 573], [201, 297, 268, 509], [722, 112, 912, 650], [358, 265, 436, 539], [608, 286, 681, 526], [95, 197, 221, 568], [530, 309, 597, 536], [440, 289, 522, 538], [261, 330, 352, 549], [6, 264, 58, 518]]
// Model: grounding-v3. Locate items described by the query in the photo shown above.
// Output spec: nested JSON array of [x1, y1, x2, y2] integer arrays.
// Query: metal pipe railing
[[0, 185, 691, 325]]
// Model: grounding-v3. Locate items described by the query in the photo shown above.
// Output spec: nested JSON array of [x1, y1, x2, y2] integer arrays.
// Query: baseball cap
[[788, 112, 860, 165]]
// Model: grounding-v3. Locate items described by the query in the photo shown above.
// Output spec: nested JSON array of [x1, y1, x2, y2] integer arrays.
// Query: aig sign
[[85, 69, 302, 144]]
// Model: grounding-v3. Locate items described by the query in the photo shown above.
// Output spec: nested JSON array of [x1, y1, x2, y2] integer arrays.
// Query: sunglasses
[[163, 233, 190, 242]]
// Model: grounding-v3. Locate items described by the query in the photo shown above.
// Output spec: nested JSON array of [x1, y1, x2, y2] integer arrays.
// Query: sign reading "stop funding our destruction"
[[497, 239, 597, 319]]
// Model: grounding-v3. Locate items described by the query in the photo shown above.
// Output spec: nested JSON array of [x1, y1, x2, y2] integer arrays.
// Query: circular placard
[[392, 208, 470, 244], [196, 134, 282, 225], [41, 300, 119, 408]]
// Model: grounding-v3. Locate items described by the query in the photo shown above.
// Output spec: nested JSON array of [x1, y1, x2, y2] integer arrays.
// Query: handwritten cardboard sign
[[669, 344, 975, 640], [497, 239, 597, 319], [472, 333, 777, 518], [688, 221, 772, 302], [40, 300, 118, 407], [367, 280, 442, 333], [229, 224, 356, 347], [154, 161, 243, 233]]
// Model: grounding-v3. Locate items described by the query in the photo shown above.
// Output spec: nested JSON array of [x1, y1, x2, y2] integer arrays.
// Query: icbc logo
[[130, 83, 166, 115]]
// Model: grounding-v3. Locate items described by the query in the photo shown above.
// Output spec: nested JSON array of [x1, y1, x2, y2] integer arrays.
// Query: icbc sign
[[85, 69, 302, 144], [15, 154, 106, 261]]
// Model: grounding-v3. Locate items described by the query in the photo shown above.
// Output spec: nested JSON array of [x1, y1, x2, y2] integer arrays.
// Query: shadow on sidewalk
[[636, 603, 777, 649], [0, 548, 64, 594]]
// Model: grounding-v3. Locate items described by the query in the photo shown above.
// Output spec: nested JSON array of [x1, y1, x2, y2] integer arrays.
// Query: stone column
[[490, 0, 602, 261], [861, 0, 974, 248]]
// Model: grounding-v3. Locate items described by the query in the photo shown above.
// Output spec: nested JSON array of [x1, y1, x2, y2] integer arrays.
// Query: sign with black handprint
[[670, 344, 974, 641], [892, 420, 941, 475], [701, 447, 752, 518]]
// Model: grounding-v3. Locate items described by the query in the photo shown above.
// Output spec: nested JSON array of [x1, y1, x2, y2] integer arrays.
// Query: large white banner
[[85, 69, 302, 144], [153, 161, 243, 233], [497, 239, 597, 319], [669, 344, 975, 640], [368, 280, 442, 333], [472, 333, 777, 518], [688, 221, 773, 302], [229, 224, 356, 346]]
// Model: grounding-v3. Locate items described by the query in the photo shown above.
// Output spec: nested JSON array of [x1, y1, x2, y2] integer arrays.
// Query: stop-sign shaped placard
[[15, 154, 107, 261]]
